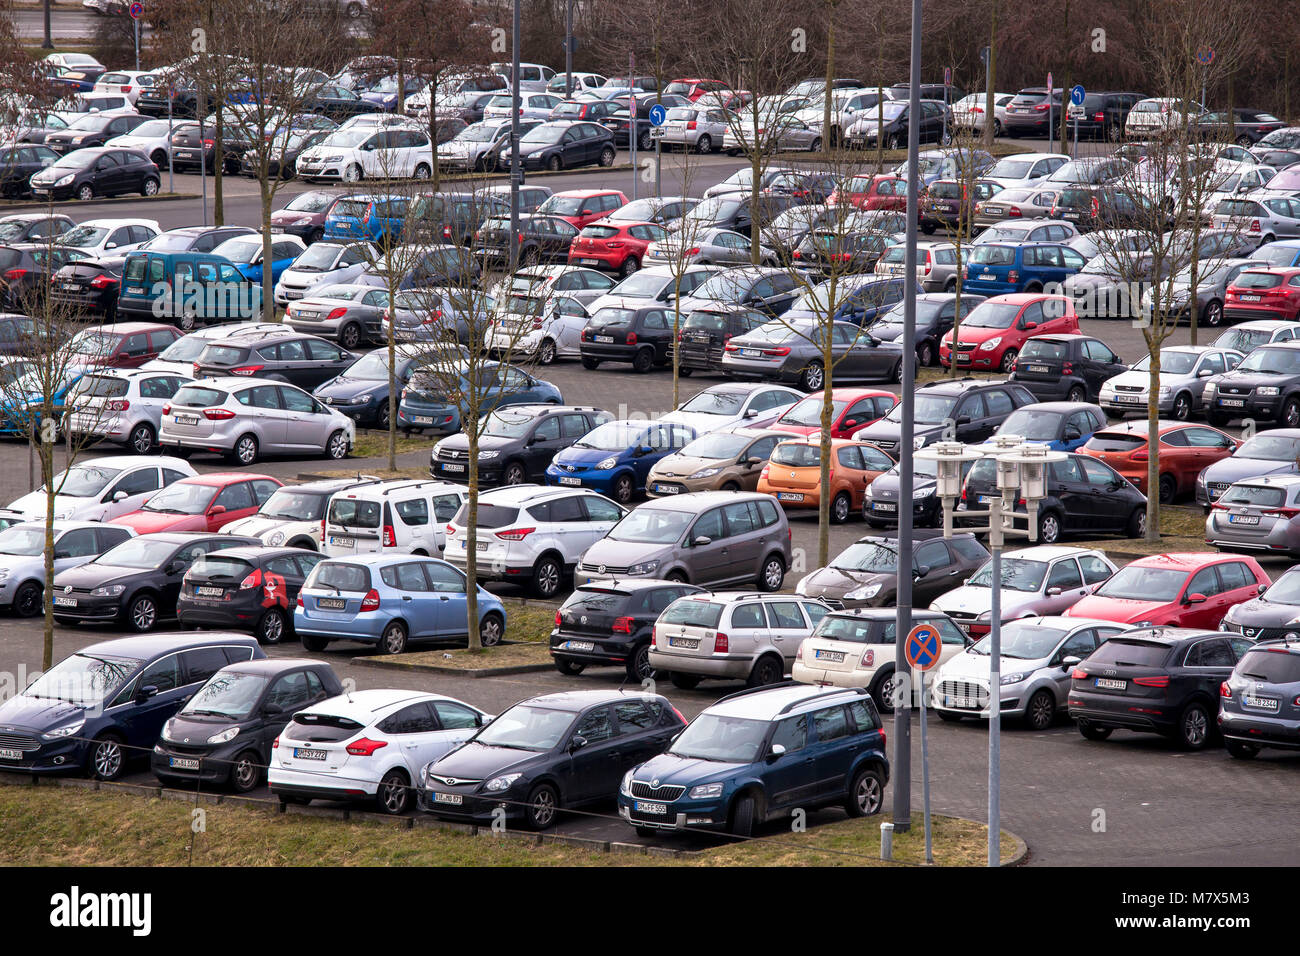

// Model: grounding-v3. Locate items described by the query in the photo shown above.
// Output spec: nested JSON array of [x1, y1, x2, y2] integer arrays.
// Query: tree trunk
[[1145, 342, 1161, 542], [984, 0, 997, 149], [817, 322, 833, 570], [261, 174, 275, 323]]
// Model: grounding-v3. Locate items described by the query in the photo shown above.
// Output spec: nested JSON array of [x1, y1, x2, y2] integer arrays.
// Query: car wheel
[[479, 613, 503, 647], [665, 570, 689, 584], [377, 769, 410, 815], [309, 228, 325, 244], [381, 620, 409, 655], [696, 134, 712, 154], [1284, 397, 1300, 428], [799, 361, 824, 391], [342, 163, 362, 183], [999, 348, 1018, 374], [869, 669, 896, 713], [546, 154, 562, 172], [730, 793, 757, 837], [1077, 720, 1112, 741], [809, 136, 822, 152], [230, 750, 262, 793], [13, 581, 41, 618], [532, 556, 562, 598], [176, 310, 196, 331], [534, 338, 558, 365], [256, 608, 287, 645], [1202, 299, 1224, 327], [1158, 473, 1177, 505], [339, 322, 361, 350], [917, 341, 935, 367], [142, 177, 159, 197], [758, 554, 785, 591], [1024, 689, 1056, 731], [747, 654, 784, 687], [128, 422, 155, 454], [611, 473, 635, 504], [638, 130, 652, 152], [631, 347, 654, 373], [669, 671, 701, 690], [525, 783, 560, 830], [598, 147, 616, 167], [127, 593, 158, 632], [581, 356, 600, 370], [1171, 392, 1192, 421], [326, 429, 349, 460], [87, 734, 126, 781], [994, 118, 1004, 137], [1177, 701, 1212, 750], [230, 433, 259, 466], [678, 366, 693, 377], [554, 657, 585, 676], [300, 633, 330, 652], [1127, 506, 1147, 538], [626, 643, 654, 682], [1037, 510, 1061, 544], [412, 163, 431, 180], [886, 133, 902, 150], [150, 149, 167, 167], [831, 492, 852, 524], [77, 183, 94, 201], [375, 402, 390, 430], [1226, 739, 1261, 759], [1064, 385, 1086, 404], [845, 766, 884, 817], [620, 257, 640, 278]]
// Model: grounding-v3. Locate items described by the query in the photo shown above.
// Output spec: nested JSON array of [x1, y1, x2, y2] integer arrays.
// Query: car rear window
[[770, 443, 820, 467], [559, 587, 630, 614], [284, 712, 364, 742], [1088, 639, 1171, 667], [581, 225, 619, 239], [171, 385, 227, 407], [1235, 271, 1283, 289], [659, 598, 723, 629], [305, 561, 371, 592], [1085, 431, 1145, 452], [328, 498, 380, 528], [1219, 484, 1287, 508], [78, 374, 129, 398], [813, 615, 881, 644], [1019, 340, 1067, 362], [190, 555, 254, 580], [968, 245, 1015, 266], [1236, 648, 1300, 684], [199, 345, 252, 365], [452, 503, 519, 528]]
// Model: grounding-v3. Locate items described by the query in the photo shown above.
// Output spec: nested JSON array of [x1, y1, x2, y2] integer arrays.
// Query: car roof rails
[[379, 478, 462, 497]]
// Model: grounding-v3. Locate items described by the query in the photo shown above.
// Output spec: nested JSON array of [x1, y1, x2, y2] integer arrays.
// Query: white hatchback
[[0, 455, 196, 523], [65, 367, 195, 454], [324, 479, 466, 557], [660, 382, 803, 434], [58, 217, 160, 257]]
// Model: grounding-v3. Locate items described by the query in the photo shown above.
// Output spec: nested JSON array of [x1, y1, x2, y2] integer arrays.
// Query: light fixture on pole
[[917, 437, 1065, 867]]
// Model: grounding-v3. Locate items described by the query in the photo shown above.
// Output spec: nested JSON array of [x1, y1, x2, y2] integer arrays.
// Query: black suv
[[431, 404, 612, 485], [866, 293, 984, 369], [961, 451, 1147, 543], [1066, 91, 1146, 141], [1009, 333, 1127, 402], [676, 305, 769, 374], [1069, 627, 1255, 749], [169, 122, 254, 175], [855, 377, 1036, 455], [194, 331, 358, 390], [580, 303, 680, 373], [550, 579, 706, 680], [1220, 638, 1300, 758], [44, 113, 149, 154], [1206, 342, 1300, 428]]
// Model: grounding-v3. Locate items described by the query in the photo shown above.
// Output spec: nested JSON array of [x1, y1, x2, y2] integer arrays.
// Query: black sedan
[[194, 331, 358, 391], [48, 255, 127, 321], [177, 546, 325, 644], [355, 243, 480, 292], [498, 120, 616, 173], [418, 690, 685, 830], [0, 144, 59, 198], [43, 112, 150, 154], [151, 658, 341, 791], [52, 533, 262, 633], [299, 82, 374, 121], [1191, 109, 1286, 146], [29, 148, 161, 202], [475, 213, 578, 265]]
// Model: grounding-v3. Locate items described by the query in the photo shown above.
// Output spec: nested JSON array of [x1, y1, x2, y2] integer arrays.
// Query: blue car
[[0, 632, 264, 780], [323, 193, 410, 245], [545, 418, 696, 505], [962, 242, 1089, 296], [210, 233, 305, 286], [782, 274, 919, 326], [398, 360, 562, 434], [0, 367, 87, 435], [294, 554, 507, 653], [617, 683, 889, 837], [989, 401, 1108, 452]]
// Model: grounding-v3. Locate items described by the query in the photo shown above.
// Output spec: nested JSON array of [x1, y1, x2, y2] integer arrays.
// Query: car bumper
[[417, 785, 525, 821], [545, 466, 621, 495], [1068, 694, 1174, 732], [942, 349, 1000, 370], [176, 596, 271, 631], [864, 496, 941, 524], [1205, 512, 1300, 554], [1219, 710, 1300, 748], [0, 736, 88, 774], [269, 767, 381, 801], [1205, 395, 1283, 421], [52, 594, 127, 622], [549, 631, 639, 668], [645, 474, 740, 498], [647, 649, 754, 679], [151, 741, 241, 785], [617, 794, 730, 832], [1100, 395, 1167, 415], [397, 403, 461, 433], [291, 611, 386, 643]]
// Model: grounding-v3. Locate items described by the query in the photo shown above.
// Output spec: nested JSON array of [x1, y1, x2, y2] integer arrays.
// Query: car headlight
[[346, 395, 372, 405], [479, 450, 500, 460], [1000, 671, 1029, 685], [268, 531, 285, 546], [324, 154, 344, 162], [484, 773, 522, 792], [1158, 386, 1171, 397], [597, 456, 619, 470], [913, 435, 927, 450], [207, 727, 239, 744], [689, 782, 723, 799], [0, 567, 10, 581], [977, 337, 1002, 351], [1258, 386, 1281, 397], [913, 487, 933, 499], [42, 718, 84, 741], [54, 174, 74, 187], [846, 583, 883, 601], [1197, 472, 1207, 487], [90, 584, 125, 597], [1204, 381, 1217, 397], [689, 467, 721, 479], [977, 610, 993, 621], [627, 560, 660, 576], [620, 770, 634, 795], [162, 718, 177, 741]]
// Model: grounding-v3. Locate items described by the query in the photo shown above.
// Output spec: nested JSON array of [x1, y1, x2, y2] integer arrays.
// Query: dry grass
[[385, 642, 551, 671]]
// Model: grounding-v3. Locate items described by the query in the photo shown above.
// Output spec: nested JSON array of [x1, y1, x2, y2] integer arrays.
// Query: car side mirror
[[1022, 321, 1038, 331], [955, 415, 971, 426], [1258, 583, 1268, 595], [569, 734, 588, 752], [1064, 427, 1081, 441], [135, 684, 159, 703], [53, 549, 71, 560], [915, 564, 931, 579], [1047, 586, 1063, 596], [637, 444, 653, 455], [478, 715, 493, 727], [167, 560, 186, 575], [208, 504, 226, 516], [766, 743, 787, 761], [743, 408, 757, 418], [1184, 592, 1208, 605], [842, 419, 858, 429], [1060, 655, 1082, 669], [692, 535, 713, 547], [112, 490, 128, 502], [262, 702, 284, 716]]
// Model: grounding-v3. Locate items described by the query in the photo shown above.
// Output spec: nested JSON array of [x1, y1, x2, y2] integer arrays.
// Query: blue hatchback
[[962, 242, 1089, 296], [397, 361, 562, 434], [294, 554, 507, 654], [545, 419, 696, 505], [323, 193, 410, 245], [782, 274, 920, 327], [990, 401, 1108, 452], [617, 684, 889, 836]]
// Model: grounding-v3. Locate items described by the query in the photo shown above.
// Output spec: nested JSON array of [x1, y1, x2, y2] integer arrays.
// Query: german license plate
[[1117, 394, 1143, 403], [1241, 294, 1261, 302], [330, 536, 354, 548], [1220, 399, 1244, 407], [175, 413, 200, 425], [434, 791, 463, 805], [670, 637, 699, 649], [176, 150, 194, 160], [947, 696, 979, 708], [54, 596, 77, 607], [441, 462, 465, 472], [1028, 365, 1050, 373], [978, 494, 995, 503], [317, 597, 347, 610], [580, 258, 602, 267], [564, 640, 594, 651], [653, 483, 680, 494], [62, 282, 80, 291], [1229, 513, 1260, 525], [270, 226, 284, 234], [594, 335, 614, 343], [412, 415, 434, 425], [957, 353, 971, 363], [169, 756, 200, 770], [777, 492, 804, 502], [978, 272, 995, 280], [0, 749, 21, 760], [741, 348, 761, 358], [635, 800, 667, 815], [1094, 678, 1126, 690], [1244, 694, 1280, 711], [196, 586, 224, 597], [873, 502, 897, 512], [293, 748, 327, 760], [558, 476, 581, 485], [815, 649, 845, 662]]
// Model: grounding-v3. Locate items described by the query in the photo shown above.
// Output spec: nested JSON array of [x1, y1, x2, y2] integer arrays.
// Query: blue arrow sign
[[648, 104, 667, 127], [1070, 84, 1086, 106]]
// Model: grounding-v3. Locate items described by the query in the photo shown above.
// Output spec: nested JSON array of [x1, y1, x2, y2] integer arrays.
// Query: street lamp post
[[917, 437, 1065, 867]]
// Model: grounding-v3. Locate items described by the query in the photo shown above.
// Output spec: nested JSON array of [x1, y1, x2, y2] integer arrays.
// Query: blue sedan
[[990, 401, 1108, 452], [294, 554, 507, 654], [210, 233, 306, 286], [545, 419, 697, 504], [0, 368, 87, 436], [397, 360, 562, 434]]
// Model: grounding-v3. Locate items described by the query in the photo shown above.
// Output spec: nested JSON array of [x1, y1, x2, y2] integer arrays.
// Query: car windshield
[[678, 390, 745, 416], [473, 704, 574, 751], [339, 351, 390, 380], [481, 409, 535, 438], [60, 225, 108, 246], [607, 507, 691, 544], [608, 272, 667, 297], [779, 396, 849, 427], [521, 125, 565, 145], [571, 420, 644, 451], [1236, 434, 1300, 461], [321, 128, 370, 149], [292, 243, 349, 271], [998, 409, 1065, 441], [141, 482, 213, 515], [181, 671, 269, 719], [1238, 346, 1300, 375], [212, 238, 260, 262], [285, 192, 332, 213], [886, 393, 955, 425], [69, 330, 119, 357], [538, 195, 589, 215], [676, 432, 750, 460], [968, 558, 1048, 592], [258, 489, 327, 521], [0, 525, 48, 556], [1260, 569, 1300, 605], [48, 463, 121, 497], [1095, 565, 1189, 601], [24, 652, 140, 706], [669, 713, 769, 763], [963, 302, 1020, 329], [456, 124, 500, 142], [1132, 351, 1198, 374], [832, 540, 898, 573], [686, 197, 742, 222], [94, 536, 179, 570], [1213, 329, 1269, 353], [970, 622, 1070, 659]]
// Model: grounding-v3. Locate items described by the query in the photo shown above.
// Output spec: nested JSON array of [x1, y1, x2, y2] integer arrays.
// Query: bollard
[[880, 821, 894, 861]]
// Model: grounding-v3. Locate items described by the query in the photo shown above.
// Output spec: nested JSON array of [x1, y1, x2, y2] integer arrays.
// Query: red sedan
[[109, 473, 283, 535], [567, 219, 667, 277], [768, 388, 898, 440], [1223, 268, 1300, 323], [535, 188, 628, 230], [1066, 552, 1269, 630]]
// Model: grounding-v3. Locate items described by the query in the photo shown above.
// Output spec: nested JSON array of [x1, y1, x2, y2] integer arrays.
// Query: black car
[[0, 632, 264, 780], [151, 658, 341, 791], [405, 191, 508, 247], [52, 532, 263, 633], [141, 225, 257, 254], [447, 90, 505, 125], [866, 292, 984, 368], [168, 122, 253, 175], [1205, 342, 1300, 428], [0, 244, 91, 310], [44, 112, 149, 154], [298, 82, 374, 121], [498, 120, 616, 173], [798, 529, 989, 610], [28, 147, 160, 201], [580, 303, 680, 373], [791, 228, 896, 275], [1066, 91, 1146, 141], [864, 457, 979, 527], [0, 312, 35, 352], [194, 331, 358, 391], [137, 83, 201, 118], [1051, 185, 1148, 232], [601, 93, 690, 151], [431, 403, 612, 485], [1069, 627, 1254, 749], [891, 81, 967, 103], [177, 546, 326, 644], [475, 213, 578, 265], [1222, 565, 1300, 644], [855, 377, 1037, 455], [551, 580, 706, 680], [314, 346, 434, 429], [864, 98, 952, 149], [1219, 638, 1300, 758], [49, 255, 126, 320], [961, 451, 1147, 543], [418, 689, 686, 830], [0, 144, 59, 198], [675, 305, 769, 374], [1009, 333, 1127, 402], [1191, 108, 1286, 146], [680, 191, 804, 241]]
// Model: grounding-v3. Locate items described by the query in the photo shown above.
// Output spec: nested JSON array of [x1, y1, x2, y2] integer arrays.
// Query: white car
[[323, 478, 466, 557], [0, 455, 197, 523], [0, 520, 136, 616], [482, 92, 563, 122], [57, 217, 160, 258], [335, 112, 425, 132], [268, 689, 491, 814], [222, 476, 379, 550], [295, 125, 434, 183], [65, 367, 195, 454], [140, 323, 287, 376], [492, 61, 556, 93], [273, 239, 378, 306], [484, 291, 590, 364], [58, 92, 138, 116], [791, 87, 890, 145], [660, 383, 803, 435], [1197, 160, 1276, 216], [952, 92, 1015, 135], [584, 264, 726, 314], [92, 70, 157, 105], [105, 117, 184, 167], [1125, 97, 1204, 139], [981, 152, 1071, 190], [445, 485, 626, 598], [45, 53, 105, 71], [489, 264, 617, 308]]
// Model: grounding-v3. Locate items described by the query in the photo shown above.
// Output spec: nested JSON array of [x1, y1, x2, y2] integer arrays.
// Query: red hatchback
[[1066, 552, 1269, 630], [769, 388, 898, 440], [535, 188, 629, 230], [109, 473, 283, 535], [1223, 268, 1300, 323], [69, 322, 181, 369], [663, 78, 730, 102], [567, 219, 667, 277], [828, 173, 906, 211], [940, 293, 1079, 373]]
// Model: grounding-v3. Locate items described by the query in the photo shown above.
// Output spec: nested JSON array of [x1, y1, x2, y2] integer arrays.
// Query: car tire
[[77, 183, 94, 201], [142, 177, 159, 197], [999, 348, 1018, 374], [809, 136, 822, 152], [381, 620, 409, 655], [343, 163, 362, 183], [581, 356, 600, 370], [554, 657, 586, 676], [546, 154, 562, 172], [669, 671, 701, 690], [1126, 506, 1146, 538], [150, 149, 167, 167], [524, 783, 559, 830], [413, 163, 431, 180], [479, 612, 504, 647], [637, 130, 652, 152], [798, 361, 824, 391], [232, 433, 259, 465], [1226, 739, 1261, 759], [257, 608, 287, 645], [1066, 385, 1086, 403], [230, 750, 262, 793], [1284, 397, 1300, 429], [917, 341, 935, 367], [87, 734, 126, 781], [1037, 510, 1061, 545], [537, 338, 557, 365], [1202, 299, 1223, 327], [758, 554, 785, 591], [1024, 689, 1056, 731], [869, 668, 896, 714], [325, 429, 349, 460], [845, 766, 884, 817], [620, 257, 640, 278], [678, 366, 693, 376], [13, 581, 42, 618], [729, 793, 757, 837], [747, 654, 784, 687], [626, 643, 654, 682], [831, 492, 852, 524], [1077, 719, 1112, 741], [1158, 473, 1177, 505], [1176, 701, 1212, 750], [1171, 392, 1192, 421], [339, 322, 362, 350], [532, 555, 562, 598], [127, 593, 158, 632], [128, 422, 155, 454], [599, 147, 616, 167], [377, 769, 411, 815], [631, 347, 654, 373], [665, 570, 689, 584], [500, 460, 527, 485], [612, 473, 635, 504], [696, 134, 712, 154], [300, 633, 330, 652]]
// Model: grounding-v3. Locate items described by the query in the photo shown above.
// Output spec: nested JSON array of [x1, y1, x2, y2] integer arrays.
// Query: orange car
[[757, 437, 895, 522], [1078, 420, 1238, 503]]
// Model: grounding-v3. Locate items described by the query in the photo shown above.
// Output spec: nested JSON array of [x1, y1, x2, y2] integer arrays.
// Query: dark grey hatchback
[[1219, 640, 1300, 758]]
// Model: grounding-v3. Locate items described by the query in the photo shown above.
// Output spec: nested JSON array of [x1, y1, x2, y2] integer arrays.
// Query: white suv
[[65, 367, 195, 454], [445, 485, 627, 598], [324, 479, 467, 557], [649, 592, 833, 690], [222, 476, 379, 550]]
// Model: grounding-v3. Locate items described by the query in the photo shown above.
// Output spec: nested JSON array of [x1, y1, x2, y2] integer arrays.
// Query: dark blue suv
[[962, 242, 1089, 296], [617, 683, 889, 837], [0, 632, 264, 780]]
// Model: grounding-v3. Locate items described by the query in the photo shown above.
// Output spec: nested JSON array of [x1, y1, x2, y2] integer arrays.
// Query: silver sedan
[[1098, 345, 1244, 420]]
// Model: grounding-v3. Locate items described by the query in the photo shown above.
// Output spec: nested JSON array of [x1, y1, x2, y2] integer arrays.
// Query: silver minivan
[[576, 491, 792, 592]]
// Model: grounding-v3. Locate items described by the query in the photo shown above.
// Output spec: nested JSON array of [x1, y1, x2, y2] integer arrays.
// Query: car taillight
[[760, 465, 770, 479], [229, 365, 263, 376], [1221, 682, 1232, 699], [363, 205, 373, 224], [1007, 270, 1019, 283], [714, 632, 729, 653], [626, 332, 638, 345], [1008, 205, 1022, 217], [686, 120, 697, 130], [326, 307, 348, 322], [359, 589, 381, 612], [443, 225, 452, 239], [422, 309, 444, 325], [239, 568, 263, 590], [554, 610, 562, 627], [921, 250, 932, 274], [651, 627, 658, 649], [345, 737, 387, 756], [763, 347, 791, 356], [89, 274, 117, 289], [495, 527, 536, 540], [382, 525, 396, 547], [1093, 111, 1105, 122], [202, 138, 214, 149], [795, 644, 803, 660], [107, 399, 129, 412], [1071, 668, 1088, 679], [1262, 507, 1300, 517], [860, 649, 874, 668], [3, 268, 27, 281], [1130, 450, 1149, 461], [1133, 675, 1170, 688], [612, 616, 634, 634], [162, 403, 171, 415], [685, 247, 700, 256], [1034, 103, 1049, 112], [203, 407, 236, 420], [1252, 219, 1262, 232]]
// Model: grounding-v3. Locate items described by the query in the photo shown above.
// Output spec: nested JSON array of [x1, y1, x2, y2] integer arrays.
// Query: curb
[[938, 812, 1030, 867], [350, 654, 554, 678], [0, 192, 200, 212]]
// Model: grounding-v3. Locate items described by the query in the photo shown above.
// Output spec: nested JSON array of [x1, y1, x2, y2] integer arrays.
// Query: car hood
[[856, 419, 943, 445], [870, 471, 936, 496], [163, 713, 250, 744], [4, 491, 92, 520], [630, 752, 748, 789], [939, 648, 1042, 681], [553, 445, 625, 468], [426, 741, 546, 779], [1104, 369, 1180, 390], [658, 410, 737, 434], [0, 693, 89, 733], [110, 511, 204, 534], [1068, 594, 1167, 622], [945, 325, 1005, 344], [930, 585, 1038, 617], [220, 516, 293, 539], [651, 453, 730, 477], [1204, 456, 1299, 484], [798, 565, 890, 597], [1226, 598, 1300, 630], [52, 562, 147, 590], [580, 537, 671, 568], [314, 376, 385, 401]]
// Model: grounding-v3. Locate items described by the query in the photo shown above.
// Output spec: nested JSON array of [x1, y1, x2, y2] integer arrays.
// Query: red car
[[1223, 268, 1300, 323], [1078, 420, 1238, 503], [828, 173, 906, 211], [535, 188, 628, 230], [108, 473, 283, 535], [769, 388, 898, 440], [1066, 552, 1269, 630], [939, 293, 1080, 373], [68, 321, 181, 369], [567, 219, 667, 276], [663, 78, 730, 102]]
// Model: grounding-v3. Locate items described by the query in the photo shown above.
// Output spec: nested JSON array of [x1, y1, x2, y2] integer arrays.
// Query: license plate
[[873, 502, 897, 512], [1219, 398, 1244, 407], [1117, 395, 1144, 404], [777, 492, 804, 502], [434, 791, 463, 805], [978, 494, 995, 503], [564, 640, 595, 651], [441, 463, 465, 472], [1241, 294, 1261, 302], [558, 476, 582, 485], [579, 259, 602, 267], [815, 649, 845, 662], [169, 756, 200, 770], [1229, 513, 1261, 525], [740, 348, 761, 358], [329, 536, 354, 549], [62, 282, 80, 291], [1244, 694, 1280, 711], [0, 749, 21, 760], [196, 586, 224, 597], [270, 226, 284, 233], [54, 596, 77, 607], [1028, 365, 1050, 373], [670, 638, 700, 649], [175, 413, 200, 425], [317, 597, 347, 609], [293, 748, 327, 760], [957, 354, 971, 363], [412, 415, 434, 425], [634, 800, 667, 815], [176, 150, 193, 160], [653, 483, 680, 494], [594, 335, 614, 344], [978, 272, 995, 280], [1094, 678, 1126, 690], [947, 696, 980, 709]]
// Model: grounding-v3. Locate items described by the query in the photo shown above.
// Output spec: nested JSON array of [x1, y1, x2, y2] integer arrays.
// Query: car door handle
[[439, 595, 449, 601], [401, 595, 412, 601]]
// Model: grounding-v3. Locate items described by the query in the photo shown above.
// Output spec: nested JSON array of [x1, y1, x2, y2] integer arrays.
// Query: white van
[[323, 479, 466, 557]]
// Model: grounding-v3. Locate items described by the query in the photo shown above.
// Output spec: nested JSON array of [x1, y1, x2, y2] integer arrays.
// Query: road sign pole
[[920, 667, 932, 864], [628, 52, 637, 202], [167, 91, 173, 195], [988, 499, 1002, 868]]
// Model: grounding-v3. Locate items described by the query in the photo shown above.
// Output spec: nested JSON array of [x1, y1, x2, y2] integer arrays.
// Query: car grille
[[939, 680, 989, 708], [1115, 384, 1143, 393], [579, 561, 628, 574], [630, 781, 685, 801], [955, 342, 977, 353], [438, 448, 467, 461], [873, 440, 898, 452], [0, 731, 39, 752], [1232, 624, 1296, 640], [946, 610, 980, 623], [1208, 482, 1231, 497], [1217, 386, 1250, 397]]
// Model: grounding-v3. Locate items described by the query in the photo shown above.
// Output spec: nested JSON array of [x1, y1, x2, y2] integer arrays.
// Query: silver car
[[652, 106, 731, 154], [491, 265, 616, 308], [284, 282, 390, 350], [1205, 474, 1300, 556], [0, 520, 135, 616], [1153, 257, 1267, 328], [381, 286, 485, 345], [1212, 319, 1300, 355], [644, 227, 771, 267], [1213, 193, 1300, 246], [1098, 345, 1244, 420], [438, 119, 540, 173], [875, 239, 960, 292], [274, 240, 378, 307], [723, 115, 822, 154], [65, 367, 195, 454]]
